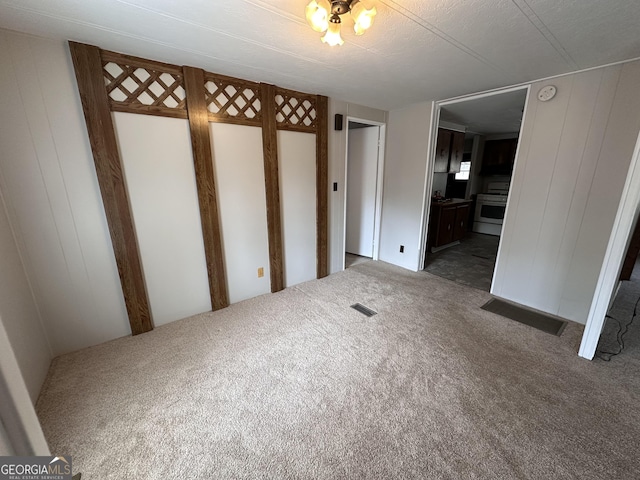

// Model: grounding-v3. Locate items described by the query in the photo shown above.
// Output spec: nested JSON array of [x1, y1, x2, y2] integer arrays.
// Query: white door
[[346, 126, 380, 257]]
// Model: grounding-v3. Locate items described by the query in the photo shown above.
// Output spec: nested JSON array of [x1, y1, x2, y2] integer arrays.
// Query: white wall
[[328, 100, 387, 274], [114, 112, 212, 326], [0, 30, 129, 355], [379, 101, 434, 271], [0, 29, 379, 357], [0, 191, 50, 402], [0, 316, 50, 455], [0, 421, 11, 455], [493, 60, 640, 323], [279, 131, 317, 287], [211, 123, 271, 303]]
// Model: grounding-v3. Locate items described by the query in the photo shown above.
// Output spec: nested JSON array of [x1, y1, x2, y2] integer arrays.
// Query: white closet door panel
[[346, 126, 379, 257], [114, 112, 211, 326], [278, 131, 317, 287], [210, 123, 271, 304]]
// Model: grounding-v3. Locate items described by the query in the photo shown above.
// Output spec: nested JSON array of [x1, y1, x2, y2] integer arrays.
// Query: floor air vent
[[351, 303, 377, 317]]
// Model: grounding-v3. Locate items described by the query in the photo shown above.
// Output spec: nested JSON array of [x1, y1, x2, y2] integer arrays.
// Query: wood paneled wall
[[69, 42, 328, 335]]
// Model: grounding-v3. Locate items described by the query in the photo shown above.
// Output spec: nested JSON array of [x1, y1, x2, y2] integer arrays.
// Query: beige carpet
[[36, 261, 640, 479]]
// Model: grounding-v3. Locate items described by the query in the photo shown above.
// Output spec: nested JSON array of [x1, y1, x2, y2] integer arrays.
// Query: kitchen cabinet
[[428, 200, 472, 251], [481, 138, 518, 175], [434, 128, 465, 173]]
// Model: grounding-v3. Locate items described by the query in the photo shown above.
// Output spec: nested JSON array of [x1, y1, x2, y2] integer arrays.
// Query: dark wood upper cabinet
[[481, 138, 518, 175], [434, 128, 465, 173], [449, 130, 465, 173], [434, 129, 452, 173]]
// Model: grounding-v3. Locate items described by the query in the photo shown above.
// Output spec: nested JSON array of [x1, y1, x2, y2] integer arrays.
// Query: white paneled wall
[[379, 101, 434, 271], [114, 113, 212, 326], [0, 191, 50, 402], [210, 123, 271, 304], [493, 60, 640, 323], [278, 131, 317, 287], [0, 30, 129, 355]]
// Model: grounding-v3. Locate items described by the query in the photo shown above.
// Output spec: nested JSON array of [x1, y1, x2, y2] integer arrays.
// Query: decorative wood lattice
[[275, 88, 318, 132], [101, 51, 187, 118], [205, 73, 262, 126]]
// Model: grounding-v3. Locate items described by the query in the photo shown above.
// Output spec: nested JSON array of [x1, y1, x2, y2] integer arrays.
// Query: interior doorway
[[344, 119, 385, 269], [422, 87, 528, 291]]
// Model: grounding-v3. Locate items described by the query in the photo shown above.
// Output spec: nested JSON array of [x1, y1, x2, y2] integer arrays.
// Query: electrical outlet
[[257, 267, 264, 278], [400, 245, 404, 253]]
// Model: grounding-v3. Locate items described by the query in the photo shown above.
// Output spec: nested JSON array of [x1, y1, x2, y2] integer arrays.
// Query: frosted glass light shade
[[306, 0, 331, 32], [351, 2, 377, 35], [321, 21, 344, 46]]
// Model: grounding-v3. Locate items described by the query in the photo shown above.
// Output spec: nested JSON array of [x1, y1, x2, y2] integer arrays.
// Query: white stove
[[473, 182, 510, 236]]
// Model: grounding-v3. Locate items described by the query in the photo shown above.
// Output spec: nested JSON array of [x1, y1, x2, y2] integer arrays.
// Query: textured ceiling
[[441, 89, 528, 135], [1, 0, 639, 110]]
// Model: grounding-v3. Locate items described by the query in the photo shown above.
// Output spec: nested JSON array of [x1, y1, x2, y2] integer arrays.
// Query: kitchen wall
[[379, 101, 434, 271], [493, 60, 640, 323], [431, 173, 448, 197]]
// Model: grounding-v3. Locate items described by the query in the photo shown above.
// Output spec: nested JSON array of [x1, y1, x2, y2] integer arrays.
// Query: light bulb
[[305, 0, 330, 32], [321, 20, 344, 46], [351, 2, 377, 35]]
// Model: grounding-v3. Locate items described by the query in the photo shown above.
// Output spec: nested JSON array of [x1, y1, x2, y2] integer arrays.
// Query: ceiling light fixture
[[305, 0, 377, 46]]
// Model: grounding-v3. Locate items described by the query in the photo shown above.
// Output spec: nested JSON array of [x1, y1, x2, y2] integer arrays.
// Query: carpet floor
[[36, 261, 640, 479]]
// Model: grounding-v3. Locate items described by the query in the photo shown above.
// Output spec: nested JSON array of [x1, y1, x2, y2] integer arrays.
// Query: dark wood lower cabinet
[[428, 200, 472, 251]]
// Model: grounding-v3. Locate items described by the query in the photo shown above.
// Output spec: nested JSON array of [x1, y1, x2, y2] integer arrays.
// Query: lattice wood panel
[[204, 73, 262, 126], [275, 88, 318, 133], [101, 51, 187, 118]]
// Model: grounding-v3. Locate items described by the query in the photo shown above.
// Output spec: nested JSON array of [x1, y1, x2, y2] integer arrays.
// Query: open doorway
[[423, 88, 528, 291], [344, 119, 384, 269]]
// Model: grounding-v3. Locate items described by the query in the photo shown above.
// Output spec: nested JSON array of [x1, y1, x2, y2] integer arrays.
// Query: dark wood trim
[[110, 103, 189, 119], [207, 114, 262, 128], [316, 95, 329, 278], [204, 71, 261, 90], [101, 49, 184, 75], [275, 86, 317, 103], [68, 42, 153, 335], [260, 83, 284, 292], [276, 124, 317, 134], [183, 66, 229, 310]]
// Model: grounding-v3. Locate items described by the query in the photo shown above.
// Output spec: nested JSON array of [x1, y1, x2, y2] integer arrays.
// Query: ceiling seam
[[510, 0, 579, 70], [114, 0, 339, 68], [0, 3, 337, 83], [379, 0, 514, 79]]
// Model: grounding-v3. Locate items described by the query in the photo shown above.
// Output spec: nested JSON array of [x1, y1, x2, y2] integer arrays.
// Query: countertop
[[431, 198, 473, 206]]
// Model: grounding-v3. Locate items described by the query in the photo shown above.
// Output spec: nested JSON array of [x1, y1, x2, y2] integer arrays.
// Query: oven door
[[475, 199, 506, 225]]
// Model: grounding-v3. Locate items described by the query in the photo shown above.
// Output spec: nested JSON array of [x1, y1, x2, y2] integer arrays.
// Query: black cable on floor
[[595, 294, 640, 361]]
